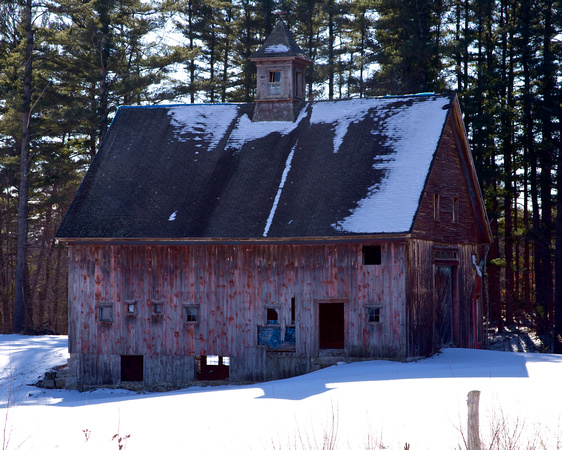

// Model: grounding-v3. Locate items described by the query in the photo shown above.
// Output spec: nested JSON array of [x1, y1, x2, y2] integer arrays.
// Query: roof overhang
[[57, 234, 412, 246]]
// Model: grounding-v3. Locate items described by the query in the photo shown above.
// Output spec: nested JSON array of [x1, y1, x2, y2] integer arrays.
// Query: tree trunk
[[97, 1, 111, 143], [554, 118, 562, 352], [327, 3, 334, 100], [14, 0, 33, 333]]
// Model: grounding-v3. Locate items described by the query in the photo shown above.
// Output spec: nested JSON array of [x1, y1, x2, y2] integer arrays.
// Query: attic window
[[453, 197, 459, 223], [434, 194, 440, 220], [269, 71, 281, 95], [362, 245, 382, 265]]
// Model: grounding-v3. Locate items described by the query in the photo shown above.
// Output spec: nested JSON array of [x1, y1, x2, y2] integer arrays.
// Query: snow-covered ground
[[1, 334, 561, 450]]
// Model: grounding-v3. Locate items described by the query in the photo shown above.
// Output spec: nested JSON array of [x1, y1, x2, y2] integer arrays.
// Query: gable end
[[412, 101, 491, 244]]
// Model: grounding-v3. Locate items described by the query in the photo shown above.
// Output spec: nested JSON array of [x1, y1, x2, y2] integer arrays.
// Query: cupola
[[250, 21, 312, 121]]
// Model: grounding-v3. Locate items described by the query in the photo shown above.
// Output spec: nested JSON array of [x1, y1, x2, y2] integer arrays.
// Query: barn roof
[[57, 94, 457, 240]]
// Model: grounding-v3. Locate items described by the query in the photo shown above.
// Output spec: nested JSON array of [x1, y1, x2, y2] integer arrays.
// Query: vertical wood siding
[[406, 239, 483, 359], [68, 241, 408, 383], [413, 116, 486, 244]]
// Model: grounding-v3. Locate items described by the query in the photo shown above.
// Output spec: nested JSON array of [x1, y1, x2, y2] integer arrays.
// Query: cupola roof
[[250, 20, 309, 61]]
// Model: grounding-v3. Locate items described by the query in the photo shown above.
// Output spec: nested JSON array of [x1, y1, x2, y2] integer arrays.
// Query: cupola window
[[269, 71, 281, 95]]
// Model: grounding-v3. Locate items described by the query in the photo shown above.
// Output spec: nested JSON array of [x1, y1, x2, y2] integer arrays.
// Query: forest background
[[0, 0, 561, 347]]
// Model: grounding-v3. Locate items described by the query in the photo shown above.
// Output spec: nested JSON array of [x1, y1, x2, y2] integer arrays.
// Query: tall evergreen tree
[[370, 0, 448, 95]]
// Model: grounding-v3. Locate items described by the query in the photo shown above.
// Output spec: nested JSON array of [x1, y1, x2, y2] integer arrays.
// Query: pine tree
[[370, 0, 448, 95]]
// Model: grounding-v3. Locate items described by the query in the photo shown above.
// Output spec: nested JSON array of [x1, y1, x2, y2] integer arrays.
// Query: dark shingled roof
[[250, 20, 309, 60], [56, 94, 455, 240]]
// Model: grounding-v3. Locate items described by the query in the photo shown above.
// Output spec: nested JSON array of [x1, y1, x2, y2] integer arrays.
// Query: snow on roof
[[333, 96, 450, 233], [226, 107, 307, 150], [58, 95, 457, 239], [310, 99, 377, 153], [264, 44, 290, 53], [168, 104, 238, 150]]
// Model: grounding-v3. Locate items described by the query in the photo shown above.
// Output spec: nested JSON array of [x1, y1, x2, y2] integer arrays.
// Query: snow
[[226, 108, 307, 151], [264, 44, 290, 53], [2, 334, 562, 449], [310, 99, 377, 153], [166, 97, 451, 235], [168, 105, 238, 150], [331, 96, 451, 233], [263, 143, 297, 237]]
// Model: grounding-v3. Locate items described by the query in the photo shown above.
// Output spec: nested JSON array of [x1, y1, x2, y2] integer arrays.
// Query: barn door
[[434, 265, 454, 348], [319, 302, 345, 349]]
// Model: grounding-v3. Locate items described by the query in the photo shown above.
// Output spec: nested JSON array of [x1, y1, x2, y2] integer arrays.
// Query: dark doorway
[[319, 302, 345, 349], [196, 355, 230, 381], [121, 355, 143, 382], [434, 265, 454, 348]]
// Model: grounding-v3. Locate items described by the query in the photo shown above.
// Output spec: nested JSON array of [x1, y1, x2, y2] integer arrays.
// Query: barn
[[56, 21, 492, 388]]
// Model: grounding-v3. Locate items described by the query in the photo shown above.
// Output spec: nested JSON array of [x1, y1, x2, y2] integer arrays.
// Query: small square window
[[184, 306, 199, 323], [367, 307, 381, 324], [152, 302, 163, 315], [98, 305, 113, 322], [362, 245, 381, 265], [125, 301, 136, 315]]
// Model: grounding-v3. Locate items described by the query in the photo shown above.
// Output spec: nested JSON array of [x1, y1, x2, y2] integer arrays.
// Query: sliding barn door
[[434, 264, 454, 348]]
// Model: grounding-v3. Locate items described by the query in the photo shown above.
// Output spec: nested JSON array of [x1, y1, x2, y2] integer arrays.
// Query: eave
[[57, 233, 413, 246]]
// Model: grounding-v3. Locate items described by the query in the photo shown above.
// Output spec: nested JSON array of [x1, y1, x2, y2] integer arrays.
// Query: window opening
[[367, 307, 381, 323], [121, 355, 143, 382], [434, 247, 459, 263], [184, 305, 199, 323], [362, 245, 382, 265], [152, 302, 163, 315], [453, 197, 459, 223], [97, 304, 113, 322], [291, 297, 296, 324], [125, 301, 136, 315], [267, 308, 279, 324], [206, 355, 219, 365], [269, 71, 281, 95], [196, 355, 230, 381], [434, 194, 440, 220]]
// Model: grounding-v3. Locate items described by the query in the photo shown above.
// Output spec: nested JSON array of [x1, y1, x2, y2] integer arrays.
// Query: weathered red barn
[[57, 21, 492, 388]]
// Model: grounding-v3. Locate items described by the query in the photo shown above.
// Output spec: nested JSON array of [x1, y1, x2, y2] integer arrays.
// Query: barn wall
[[67, 241, 408, 385], [406, 110, 488, 359], [406, 239, 484, 359], [412, 115, 486, 244]]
